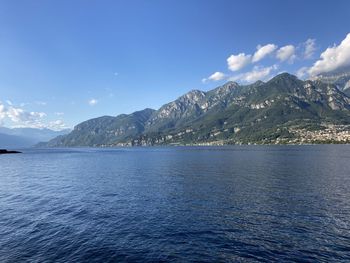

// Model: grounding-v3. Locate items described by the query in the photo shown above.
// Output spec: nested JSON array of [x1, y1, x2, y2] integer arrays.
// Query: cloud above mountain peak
[[309, 33, 350, 76], [202, 33, 350, 83]]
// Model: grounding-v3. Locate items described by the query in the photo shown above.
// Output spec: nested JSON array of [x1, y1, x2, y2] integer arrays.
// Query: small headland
[[0, 149, 22, 154]]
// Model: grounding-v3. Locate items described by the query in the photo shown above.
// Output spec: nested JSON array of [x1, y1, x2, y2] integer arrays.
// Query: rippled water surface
[[1, 146, 350, 262]]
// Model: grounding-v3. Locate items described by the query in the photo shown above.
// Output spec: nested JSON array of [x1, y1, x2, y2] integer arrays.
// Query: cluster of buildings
[[286, 124, 350, 144]]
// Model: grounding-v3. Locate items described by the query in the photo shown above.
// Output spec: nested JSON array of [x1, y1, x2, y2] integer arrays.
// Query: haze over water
[[1, 146, 350, 262]]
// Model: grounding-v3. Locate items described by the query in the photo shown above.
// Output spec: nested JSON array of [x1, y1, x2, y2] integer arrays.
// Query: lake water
[[1, 146, 350, 262]]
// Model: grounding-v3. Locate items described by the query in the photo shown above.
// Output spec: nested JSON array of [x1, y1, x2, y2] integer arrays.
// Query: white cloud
[[0, 103, 6, 124], [252, 44, 278, 62], [6, 106, 46, 124], [276, 45, 296, 62], [296, 67, 309, 79], [202, 71, 226, 83], [55, 112, 64, 116], [88, 99, 98, 106], [309, 33, 350, 76], [229, 65, 278, 83], [0, 101, 68, 130], [202, 38, 322, 83], [47, 120, 68, 131], [303, 39, 316, 59], [6, 100, 13, 106], [209, 71, 225, 81], [244, 65, 277, 82], [227, 53, 252, 71], [0, 102, 43, 127]]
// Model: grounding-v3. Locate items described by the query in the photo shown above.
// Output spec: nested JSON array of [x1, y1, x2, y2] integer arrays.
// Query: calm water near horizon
[[1, 146, 350, 262]]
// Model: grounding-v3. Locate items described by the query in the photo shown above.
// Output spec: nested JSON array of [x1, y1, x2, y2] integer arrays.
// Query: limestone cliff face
[[311, 71, 350, 91]]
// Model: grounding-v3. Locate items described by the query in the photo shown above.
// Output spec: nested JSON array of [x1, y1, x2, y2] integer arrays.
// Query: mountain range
[[42, 72, 350, 147], [0, 127, 70, 148]]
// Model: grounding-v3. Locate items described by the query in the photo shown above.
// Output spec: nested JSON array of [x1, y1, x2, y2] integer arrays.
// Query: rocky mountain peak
[[180, 89, 206, 103], [269, 72, 299, 83], [212, 81, 239, 96]]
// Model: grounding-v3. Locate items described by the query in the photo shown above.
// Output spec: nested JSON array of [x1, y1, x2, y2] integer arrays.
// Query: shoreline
[[35, 143, 350, 149]]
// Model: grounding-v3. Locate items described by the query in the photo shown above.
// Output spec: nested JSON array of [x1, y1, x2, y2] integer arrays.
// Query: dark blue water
[[1, 146, 350, 262]]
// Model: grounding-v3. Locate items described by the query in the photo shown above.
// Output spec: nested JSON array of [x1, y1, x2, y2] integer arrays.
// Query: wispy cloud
[[252, 44, 278, 63], [230, 65, 278, 83], [276, 45, 296, 63], [303, 39, 316, 59], [202, 71, 226, 83], [296, 67, 309, 79], [46, 120, 68, 131], [88, 99, 98, 106]]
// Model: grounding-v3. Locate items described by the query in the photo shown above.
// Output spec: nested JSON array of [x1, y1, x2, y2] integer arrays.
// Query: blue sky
[[0, 0, 350, 130]]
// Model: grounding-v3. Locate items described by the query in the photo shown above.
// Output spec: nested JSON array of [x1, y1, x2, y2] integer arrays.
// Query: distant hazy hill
[[43, 73, 350, 146], [0, 133, 35, 149], [0, 127, 70, 148]]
